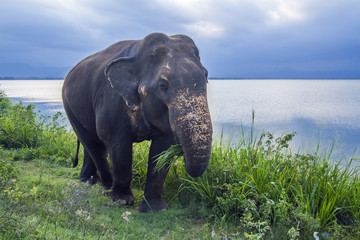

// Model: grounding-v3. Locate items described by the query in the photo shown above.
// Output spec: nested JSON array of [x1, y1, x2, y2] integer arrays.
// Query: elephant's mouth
[[173, 135, 181, 145]]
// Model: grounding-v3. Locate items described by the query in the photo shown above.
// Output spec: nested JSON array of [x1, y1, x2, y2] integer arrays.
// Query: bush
[[0, 101, 40, 148], [0, 91, 77, 166]]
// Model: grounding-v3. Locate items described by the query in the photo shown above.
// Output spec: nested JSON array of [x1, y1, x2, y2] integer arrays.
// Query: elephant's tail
[[72, 139, 80, 168]]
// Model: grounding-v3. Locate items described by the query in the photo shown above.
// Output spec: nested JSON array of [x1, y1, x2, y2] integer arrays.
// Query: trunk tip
[[185, 160, 209, 177]]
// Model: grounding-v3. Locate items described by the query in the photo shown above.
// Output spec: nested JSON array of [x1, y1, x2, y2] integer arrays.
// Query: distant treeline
[[0, 76, 63, 80], [0, 76, 15, 80]]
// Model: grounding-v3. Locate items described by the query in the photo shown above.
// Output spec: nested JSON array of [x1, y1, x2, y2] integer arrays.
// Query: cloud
[[265, 1, 305, 25], [251, 0, 307, 25], [0, 0, 359, 78], [184, 21, 225, 38]]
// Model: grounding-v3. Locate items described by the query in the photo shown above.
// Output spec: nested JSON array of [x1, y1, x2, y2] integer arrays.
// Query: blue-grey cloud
[[0, 0, 359, 78]]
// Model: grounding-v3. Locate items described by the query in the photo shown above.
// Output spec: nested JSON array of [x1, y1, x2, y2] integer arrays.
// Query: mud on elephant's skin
[[62, 32, 212, 212]]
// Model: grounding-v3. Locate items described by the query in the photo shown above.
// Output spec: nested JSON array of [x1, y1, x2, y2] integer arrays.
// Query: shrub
[[0, 91, 77, 166]]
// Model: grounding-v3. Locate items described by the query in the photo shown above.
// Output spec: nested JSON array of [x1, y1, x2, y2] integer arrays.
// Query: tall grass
[[157, 111, 360, 239], [0, 90, 77, 165]]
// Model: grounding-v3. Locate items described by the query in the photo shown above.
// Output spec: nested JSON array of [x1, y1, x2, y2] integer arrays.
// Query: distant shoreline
[[208, 77, 360, 80], [1, 77, 360, 80], [0, 77, 64, 80]]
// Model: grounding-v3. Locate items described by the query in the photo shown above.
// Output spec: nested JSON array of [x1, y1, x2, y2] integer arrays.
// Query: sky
[[0, 0, 359, 78]]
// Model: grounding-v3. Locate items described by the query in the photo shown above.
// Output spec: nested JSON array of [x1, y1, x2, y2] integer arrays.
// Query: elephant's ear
[[104, 57, 140, 111]]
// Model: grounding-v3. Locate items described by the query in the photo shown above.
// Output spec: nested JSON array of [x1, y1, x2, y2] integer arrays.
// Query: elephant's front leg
[[107, 138, 134, 205], [139, 135, 174, 212]]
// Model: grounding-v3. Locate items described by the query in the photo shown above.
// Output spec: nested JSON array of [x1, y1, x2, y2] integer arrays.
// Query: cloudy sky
[[0, 0, 359, 78]]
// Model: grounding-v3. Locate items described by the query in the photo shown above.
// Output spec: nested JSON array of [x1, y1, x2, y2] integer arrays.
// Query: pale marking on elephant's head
[[160, 74, 168, 80], [163, 62, 171, 70], [181, 58, 199, 74], [184, 58, 198, 67]]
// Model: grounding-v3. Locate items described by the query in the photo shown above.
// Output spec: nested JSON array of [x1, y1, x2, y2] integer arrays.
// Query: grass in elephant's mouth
[[153, 144, 184, 173]]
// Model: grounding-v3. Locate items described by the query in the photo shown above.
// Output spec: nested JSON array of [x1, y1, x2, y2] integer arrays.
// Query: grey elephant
[[62, 33, 212, 212]]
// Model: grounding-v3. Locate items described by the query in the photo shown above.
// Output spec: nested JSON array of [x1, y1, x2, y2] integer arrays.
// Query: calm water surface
[[0, 80, 64, 114], [1, 79, 359, 162]]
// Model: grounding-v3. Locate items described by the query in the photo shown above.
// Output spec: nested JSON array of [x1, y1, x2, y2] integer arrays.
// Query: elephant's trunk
[[170, 89, 212, 177]]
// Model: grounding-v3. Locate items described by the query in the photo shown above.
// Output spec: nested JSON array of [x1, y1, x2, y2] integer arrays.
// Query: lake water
[[1, 79, 359, 163]]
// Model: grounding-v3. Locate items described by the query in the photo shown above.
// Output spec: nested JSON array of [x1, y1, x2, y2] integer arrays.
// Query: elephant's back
[[64, 40, 140, 86], [63, 39, 140, 101]]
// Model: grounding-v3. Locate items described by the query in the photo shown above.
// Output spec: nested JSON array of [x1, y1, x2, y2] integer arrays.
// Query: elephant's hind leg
[[79, 149, 100, 185], [82, 142, 113, 190], [64, 104, 113, 189]]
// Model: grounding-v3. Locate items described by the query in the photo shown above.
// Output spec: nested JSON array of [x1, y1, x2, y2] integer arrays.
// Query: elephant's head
[[105, 33, 212, 177]]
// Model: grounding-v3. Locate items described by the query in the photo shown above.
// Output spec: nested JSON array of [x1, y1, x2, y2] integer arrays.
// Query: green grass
[[1, 91, 360, 239], [154, 144, 184, 173], [1, 161, 217, 239]]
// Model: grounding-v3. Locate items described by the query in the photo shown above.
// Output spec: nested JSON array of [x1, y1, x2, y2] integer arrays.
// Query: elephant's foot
[[79, 175, 99, 185], [79, 175, 113, 190], [107, 190, 134, 205], [101, 179, 113, 190], [139, 198, 168, 212]]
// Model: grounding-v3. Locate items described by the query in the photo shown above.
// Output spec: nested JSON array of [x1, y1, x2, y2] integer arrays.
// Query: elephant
[[62, 32, 212, 212]]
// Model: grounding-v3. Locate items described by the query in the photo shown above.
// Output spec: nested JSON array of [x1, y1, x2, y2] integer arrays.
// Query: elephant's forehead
[[165, 54, 199, 71], [163, 60, 205, 85]]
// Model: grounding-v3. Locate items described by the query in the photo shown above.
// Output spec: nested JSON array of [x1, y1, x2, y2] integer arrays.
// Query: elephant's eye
[[158, 78, 169, 91], [159, 84, 168, 91]]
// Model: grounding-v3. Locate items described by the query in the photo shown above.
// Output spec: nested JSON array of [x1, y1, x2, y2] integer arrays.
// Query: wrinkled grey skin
[[62, 33, 212, 212]]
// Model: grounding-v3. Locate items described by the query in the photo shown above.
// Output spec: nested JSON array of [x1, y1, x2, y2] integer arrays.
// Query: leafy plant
[[0, 91, 77, 166]]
